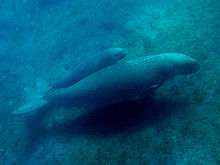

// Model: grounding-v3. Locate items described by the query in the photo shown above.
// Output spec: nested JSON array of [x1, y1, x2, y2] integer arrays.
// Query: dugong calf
[[51, 47, 127, 90], [14, 53, 199, 114]]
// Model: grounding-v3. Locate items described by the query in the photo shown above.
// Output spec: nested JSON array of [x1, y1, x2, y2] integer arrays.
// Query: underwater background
[[0, 0, 220, 164]]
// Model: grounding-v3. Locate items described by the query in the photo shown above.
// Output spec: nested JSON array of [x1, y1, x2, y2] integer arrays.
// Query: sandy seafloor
[[0, 0, 220, 164]]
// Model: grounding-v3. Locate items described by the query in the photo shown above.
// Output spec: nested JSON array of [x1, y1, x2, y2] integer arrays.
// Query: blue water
[[0, 0, 220, 164]]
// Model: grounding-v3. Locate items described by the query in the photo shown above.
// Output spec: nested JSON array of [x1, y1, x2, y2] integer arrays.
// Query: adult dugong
[[51, 47, 127, 90], [14, 53, 199, 114]]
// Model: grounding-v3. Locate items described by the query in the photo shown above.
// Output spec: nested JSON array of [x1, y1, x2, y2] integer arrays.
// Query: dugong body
[[14, 53, 199, 114], [51, 47, 127, 90], [45, 53, 199, 110]]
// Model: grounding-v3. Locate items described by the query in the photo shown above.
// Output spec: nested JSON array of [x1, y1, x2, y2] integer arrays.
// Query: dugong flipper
[[51, 47, 127, 90], [14, 53, 199, 114]]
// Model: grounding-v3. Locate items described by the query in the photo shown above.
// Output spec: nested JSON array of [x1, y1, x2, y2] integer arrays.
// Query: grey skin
[[51, 47, 127, 90], [14, 53, 199, 114], [45, 53, 199, 110]]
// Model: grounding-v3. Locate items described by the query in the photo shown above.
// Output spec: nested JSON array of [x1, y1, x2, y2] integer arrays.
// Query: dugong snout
[[103, 47, 128, 61], [180, 58, 200, 75], [162, 53, 200, 75]]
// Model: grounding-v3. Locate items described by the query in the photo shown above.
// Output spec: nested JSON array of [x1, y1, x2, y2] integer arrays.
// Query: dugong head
[[162, 53, 200, 75], [103, 47, 128, 61]]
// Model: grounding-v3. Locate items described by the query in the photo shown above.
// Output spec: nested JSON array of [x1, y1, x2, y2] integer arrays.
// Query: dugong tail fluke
[[13, 79, 49, 114], [14, 99, 47, 114]]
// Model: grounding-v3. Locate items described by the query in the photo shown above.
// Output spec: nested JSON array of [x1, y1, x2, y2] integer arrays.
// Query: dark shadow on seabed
[[23, 96, 185, 140], [15, 96, 185, 164], [45, 96, 183, 137]]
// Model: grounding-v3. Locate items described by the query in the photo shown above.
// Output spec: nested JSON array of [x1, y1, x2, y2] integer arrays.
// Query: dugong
[[51, 47, 127, 90], [14, 53, 199, 114]]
